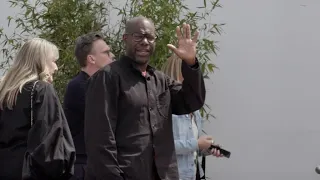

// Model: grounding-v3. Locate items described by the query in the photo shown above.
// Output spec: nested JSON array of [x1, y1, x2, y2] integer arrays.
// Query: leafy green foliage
[[0, 0, 224, 120]]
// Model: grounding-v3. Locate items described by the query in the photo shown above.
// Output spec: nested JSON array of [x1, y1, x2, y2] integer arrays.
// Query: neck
[[137, 64, 148, 72], [81, 67, 97, 77], [124, 54, 148, 72]]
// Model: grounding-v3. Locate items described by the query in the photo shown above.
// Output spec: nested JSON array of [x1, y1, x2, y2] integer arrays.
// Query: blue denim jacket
[[172, 110, 206, 180]]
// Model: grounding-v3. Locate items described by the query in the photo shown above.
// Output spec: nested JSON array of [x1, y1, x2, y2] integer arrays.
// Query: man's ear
[[87, 55, 95, 64]]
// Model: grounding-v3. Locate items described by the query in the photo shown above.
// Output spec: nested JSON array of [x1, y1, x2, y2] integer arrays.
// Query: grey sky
[[1, 0, 320, 179]]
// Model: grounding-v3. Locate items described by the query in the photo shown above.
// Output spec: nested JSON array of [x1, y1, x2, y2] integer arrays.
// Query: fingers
[[182, 23, 186, 38], [211, 144, 224, 158], [211, 148, 222, 157], [217, 150, 223, 157], [185, 24, 191, 39], [167, 44, 177, 53], [181, 23, 191, 39], [213, 148, 220, 156], [192, 30, 199, 43], [217, 144, 224, 157], [176, 23, 198, 41], [176, 26, 182, 40]]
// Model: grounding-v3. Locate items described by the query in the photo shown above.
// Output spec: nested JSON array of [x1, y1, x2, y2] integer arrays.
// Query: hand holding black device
[[209, 144, 231, 158]]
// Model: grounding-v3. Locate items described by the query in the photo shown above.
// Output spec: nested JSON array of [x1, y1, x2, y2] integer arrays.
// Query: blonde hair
[[161, 53, 182, 82], [0, 38, 59, 110]]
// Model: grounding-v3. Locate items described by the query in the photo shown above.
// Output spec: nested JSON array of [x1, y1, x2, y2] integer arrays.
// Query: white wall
[[2, 0, 320, 179], [206, 0, 320, 179]]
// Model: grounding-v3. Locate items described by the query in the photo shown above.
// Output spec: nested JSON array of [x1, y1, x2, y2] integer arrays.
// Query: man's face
[[124, 19, 156, 65], [90, 39, 114, 68]]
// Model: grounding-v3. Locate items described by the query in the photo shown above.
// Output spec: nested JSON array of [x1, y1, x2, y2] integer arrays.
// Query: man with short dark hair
[[64, 32, 114, 180], [85, 16, 205, 180], [74, 32, 114, 75]]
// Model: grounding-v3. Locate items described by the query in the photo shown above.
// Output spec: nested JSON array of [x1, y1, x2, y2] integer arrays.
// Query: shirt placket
[[144, 73, 158, 157]]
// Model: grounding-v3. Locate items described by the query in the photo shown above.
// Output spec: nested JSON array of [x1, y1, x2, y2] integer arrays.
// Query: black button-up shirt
[[84, 55, 206, 180]]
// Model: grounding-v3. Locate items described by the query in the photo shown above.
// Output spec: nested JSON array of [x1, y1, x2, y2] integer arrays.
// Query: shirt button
[[149, 107, 152, 111]]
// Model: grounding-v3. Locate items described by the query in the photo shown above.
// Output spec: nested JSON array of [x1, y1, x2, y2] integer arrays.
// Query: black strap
[[196, 160, 201, 180], [194, 112, 206, 179], [30, 80, 39, 126], [201, 156, 206, 178], [196, 156, 206, 180]]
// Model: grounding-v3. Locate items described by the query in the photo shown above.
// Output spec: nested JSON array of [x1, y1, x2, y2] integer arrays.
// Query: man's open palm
[[167, 23, 199, 65]]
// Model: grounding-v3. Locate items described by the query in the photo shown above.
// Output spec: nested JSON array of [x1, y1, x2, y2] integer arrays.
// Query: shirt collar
[[80, 70, 90, 79], [120, 55, 155, 75]]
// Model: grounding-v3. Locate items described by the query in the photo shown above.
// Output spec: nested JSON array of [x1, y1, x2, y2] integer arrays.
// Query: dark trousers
[[154, 166, 161, 180], [151, 158, 162, 180], [83, 162, 160, 180], [70, 163, 86, 180]]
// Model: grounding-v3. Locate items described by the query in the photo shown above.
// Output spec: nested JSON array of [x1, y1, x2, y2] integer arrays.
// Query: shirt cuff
[[189, 58, 199, 69], [191, 138, 199, 151]]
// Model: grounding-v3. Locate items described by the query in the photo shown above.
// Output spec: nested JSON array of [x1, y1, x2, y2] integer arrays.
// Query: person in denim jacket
[[162, 54, 223, 180]]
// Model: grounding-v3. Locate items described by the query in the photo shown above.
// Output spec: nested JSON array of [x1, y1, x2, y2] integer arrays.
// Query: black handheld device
[[209, 145, 231, 158]]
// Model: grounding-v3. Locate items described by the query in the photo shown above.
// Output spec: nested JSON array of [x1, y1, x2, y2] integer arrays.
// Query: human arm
[[84, 68, 124, 180]]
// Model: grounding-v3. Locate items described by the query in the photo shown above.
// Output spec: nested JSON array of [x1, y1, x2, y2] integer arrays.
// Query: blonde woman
[[0, 38, 75, 180], [162, 54, 222, 180]]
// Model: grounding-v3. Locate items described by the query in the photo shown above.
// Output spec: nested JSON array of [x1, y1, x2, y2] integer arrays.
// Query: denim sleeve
[[172, 114, 199, 155], [174, 138, 198, 155], [196, 111, 212, 157]]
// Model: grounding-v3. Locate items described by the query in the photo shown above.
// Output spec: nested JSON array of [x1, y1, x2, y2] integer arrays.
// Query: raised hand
[[167, 23, 199, 65]]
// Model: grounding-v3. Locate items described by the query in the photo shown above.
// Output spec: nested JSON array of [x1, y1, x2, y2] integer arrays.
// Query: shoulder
[[193, 110, 202, 119], [193, 110, 204, 123], [20, 80, 52, 96], [64, 77, 82, 101], [91, 61, 121, 82], [194, 110, 201, 116], [33, 80, 51, 91], [66, 73, 84, 89], [34, 81, 58, 99], [172, 114, 187, 120]]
